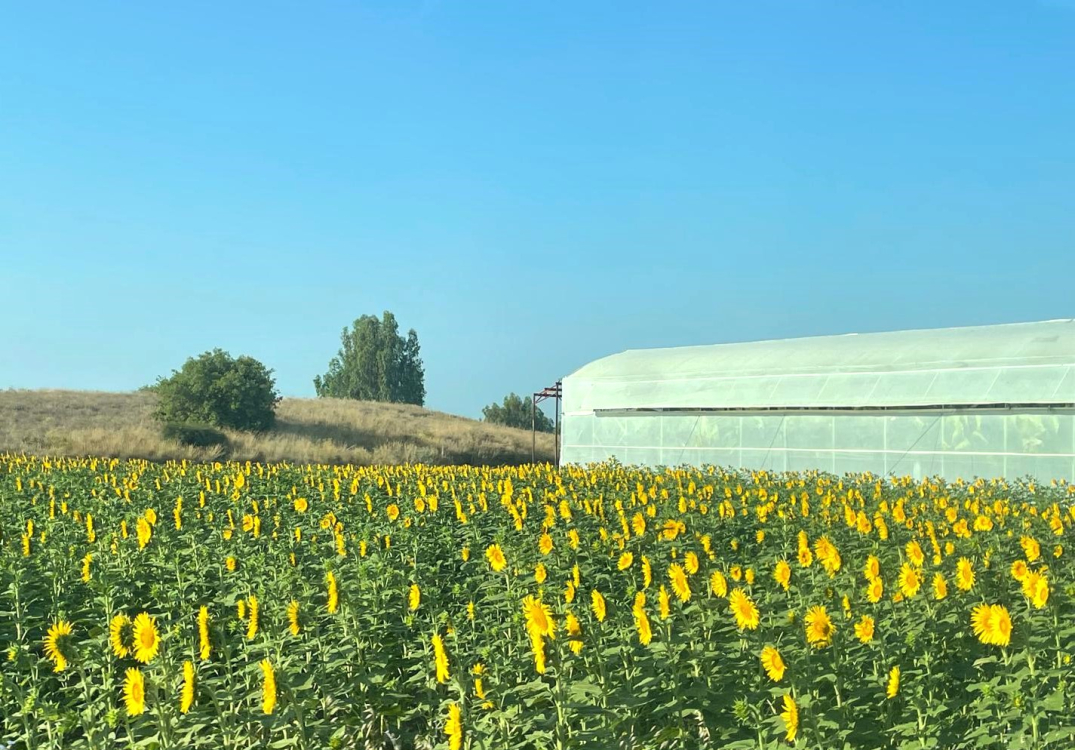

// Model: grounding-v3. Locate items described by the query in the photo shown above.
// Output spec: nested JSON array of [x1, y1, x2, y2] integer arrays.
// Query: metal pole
[[554, 389, 560, 470]]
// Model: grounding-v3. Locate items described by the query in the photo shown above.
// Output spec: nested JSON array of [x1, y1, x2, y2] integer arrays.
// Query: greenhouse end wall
[[560, 412, 1075, 481]]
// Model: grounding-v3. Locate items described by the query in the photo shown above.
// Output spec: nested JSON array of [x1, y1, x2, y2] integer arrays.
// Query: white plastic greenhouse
[[560, 320, 1075, 481]]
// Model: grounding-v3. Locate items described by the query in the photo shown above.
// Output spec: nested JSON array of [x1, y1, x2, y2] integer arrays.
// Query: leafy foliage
[[153, 349, 280, 432], [482, 392, 555, 432], [2, 457, 1074, 749], [314, 311, 425, 406], [160, 421, 228, 448]]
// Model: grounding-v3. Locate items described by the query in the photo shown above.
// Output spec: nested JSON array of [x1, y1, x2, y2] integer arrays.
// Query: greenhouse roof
[[562, 319, 1075, 414]]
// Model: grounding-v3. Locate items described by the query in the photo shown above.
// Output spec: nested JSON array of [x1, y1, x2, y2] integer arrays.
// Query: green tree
[[153, 349, 280, 431], [482, 392, 555, 432], [314, 312, 425, 405]]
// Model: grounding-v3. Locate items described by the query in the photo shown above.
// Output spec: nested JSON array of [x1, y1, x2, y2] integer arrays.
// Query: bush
[[161, 422, 229, 448], [153, 349, 280, 432]]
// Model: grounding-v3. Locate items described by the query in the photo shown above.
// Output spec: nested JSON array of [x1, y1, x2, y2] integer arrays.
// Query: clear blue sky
[[2, 1, 1074, 418]]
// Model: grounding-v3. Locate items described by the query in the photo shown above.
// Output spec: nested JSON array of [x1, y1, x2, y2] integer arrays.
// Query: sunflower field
[[2, 454, 1074, 750]]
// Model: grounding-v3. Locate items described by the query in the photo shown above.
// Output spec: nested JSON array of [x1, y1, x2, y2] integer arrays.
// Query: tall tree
[[314, 312, 425, 405], [399, 329, 426, 406], [482, 392, 555, 432]]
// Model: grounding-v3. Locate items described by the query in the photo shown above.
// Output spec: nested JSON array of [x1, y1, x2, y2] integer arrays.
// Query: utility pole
[[532, 381, 562, 468]]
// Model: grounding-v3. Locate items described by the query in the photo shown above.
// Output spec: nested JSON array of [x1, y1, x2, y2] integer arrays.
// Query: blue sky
[[2, 1, 1073, 418]]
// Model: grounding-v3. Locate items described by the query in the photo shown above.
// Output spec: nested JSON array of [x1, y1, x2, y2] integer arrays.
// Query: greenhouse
[[560, 319, 1075, 481]]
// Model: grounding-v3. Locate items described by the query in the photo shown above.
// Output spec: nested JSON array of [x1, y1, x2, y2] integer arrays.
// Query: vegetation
[[0, 390, 554, 465], [314, 312, 425, 406], [2, 458, 1073, 748], [160, 422, 228, 449], [482, 392, 555, 432], [153, 350, 280, 432]]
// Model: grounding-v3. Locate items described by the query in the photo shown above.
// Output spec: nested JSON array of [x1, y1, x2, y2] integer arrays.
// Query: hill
[[0, 389, 556, 465]]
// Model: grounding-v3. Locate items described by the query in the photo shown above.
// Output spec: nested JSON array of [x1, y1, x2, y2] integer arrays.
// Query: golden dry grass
[[0, 389, 556, 465]]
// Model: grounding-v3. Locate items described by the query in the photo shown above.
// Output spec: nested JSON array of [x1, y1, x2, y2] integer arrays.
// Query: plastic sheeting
[[561, 320, 1075, 481]]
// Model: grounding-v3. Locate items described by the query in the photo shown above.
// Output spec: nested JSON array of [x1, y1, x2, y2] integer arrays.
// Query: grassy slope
[[0, 390, 556, 465]]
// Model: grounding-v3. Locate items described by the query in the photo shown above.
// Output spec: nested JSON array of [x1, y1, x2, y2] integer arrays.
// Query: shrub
[[161, 422, 229, 448], [153, 349, 280, 432]]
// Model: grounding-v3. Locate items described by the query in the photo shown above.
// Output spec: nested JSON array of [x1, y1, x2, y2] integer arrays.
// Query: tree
[[153, 349, 280, 431], [482, 392, 554, 432], [314, 312, 425, 405]]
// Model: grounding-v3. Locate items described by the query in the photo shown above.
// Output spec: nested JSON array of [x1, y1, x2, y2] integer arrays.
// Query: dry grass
[[0, 390, 556, 466]]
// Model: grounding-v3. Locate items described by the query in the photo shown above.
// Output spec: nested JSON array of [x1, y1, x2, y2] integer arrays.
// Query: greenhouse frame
[[560, 320, 1075, 481]]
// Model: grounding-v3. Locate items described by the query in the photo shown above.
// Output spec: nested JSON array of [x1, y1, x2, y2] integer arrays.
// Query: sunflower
[[567, 529, 580, 549], [432, 633, 450, 683], [564, 580, 576, 604], [110, 614, 132, 659], [538, 533, 553, 555], [774, 560, 791, 591], [565, 611, 583, 655], [123, 668, 146, 716], [293, 497, 308, 513], [485, 544, 507, 572], [43, 620, 73, 673], [136, 517, 152, 549], [804, 605, 835, 648], [886, 666, 900, 699], [198, 606, 211, 659], [932, 572, 948, 601], [246, 595, 259, 641], [710, 570, 728, 598], [867, 576, 884, 603], [971, 603, 1012, 647], [260, 659, 277, 714], [864, 555, 880, 581], [326, 571, 339, 614], [534, 563, 547, 584], [530, 629, 547, 673], [728, 588, 760, 631], [629, 511, 645, 536], [780, 694, 799, 742], [906, 540, 925, 567], [633, 601, 653, 646], [955, 558, 975, 591], [409, 584, 421, 612], [131, 613, 160, 664], [798, 545, 814, 567], [1022, 571, 1049, 609], [445, 702, 463, 750], [180, 661, 195, 714], [669, 564, 691, 602], [854, 614, 875, 643], [897, 563, 921, 598], [617, 552, 634, 571], [522, 596, 555, 638], [274, 600, 295, 639], [591, 590, 607, 623], [815, 538, 842, 576], [642, 556, 653, 588], [658, 585, 671, 620], [684, 551, 700, 575], [760, 645, 785, 682], [1021, 535, 1041, 562], [1010, 559, 1029, 582]]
